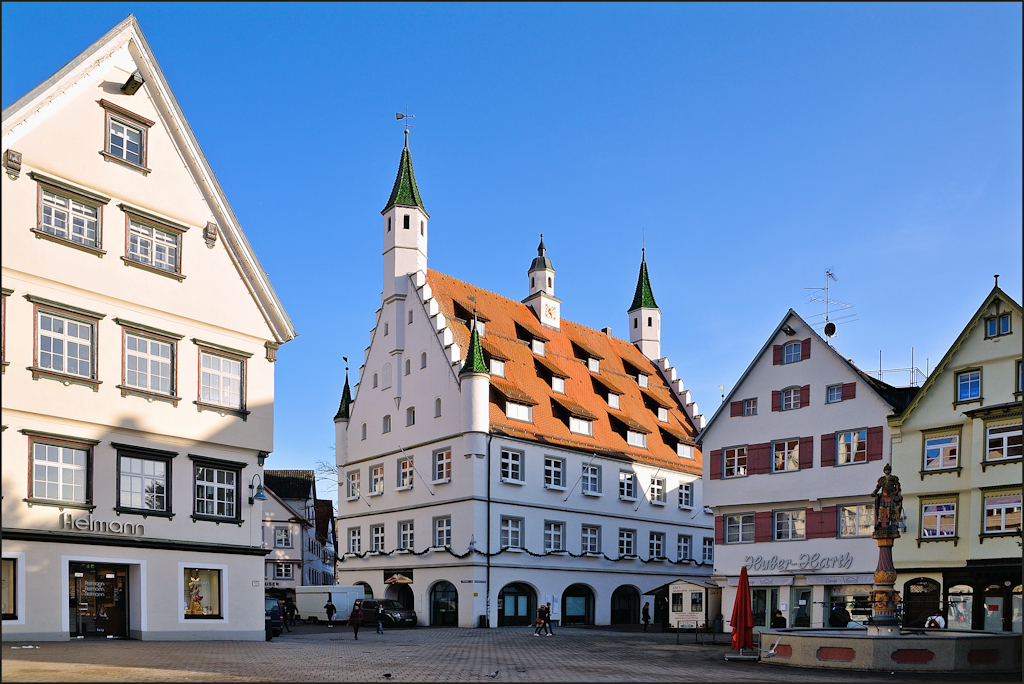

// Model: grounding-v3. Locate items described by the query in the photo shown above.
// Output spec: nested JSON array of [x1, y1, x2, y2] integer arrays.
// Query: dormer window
[[532, 339, 545, 356], [569, 416, 593, 436], [657, 407, 668, 422], [474, 320, 486, 337], [588, 358, 600, 373], [552, 376, 565, 394], [506, 402, 532, 422], [490, 359, 505, 377], [608, 393, 620, 409], [637, 374, 648, 388], [677, 443, 694, 459], [627, 431, 647, 448]]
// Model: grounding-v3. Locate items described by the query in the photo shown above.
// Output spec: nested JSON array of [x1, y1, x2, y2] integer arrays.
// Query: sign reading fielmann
[[60, 513, 145, 536]]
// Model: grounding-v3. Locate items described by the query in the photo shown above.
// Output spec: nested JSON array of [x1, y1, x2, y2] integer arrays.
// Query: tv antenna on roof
[[805, 269, 857, 340]]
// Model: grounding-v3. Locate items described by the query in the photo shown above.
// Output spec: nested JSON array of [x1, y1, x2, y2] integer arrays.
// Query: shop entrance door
[[69, 563, 128, 638], [750, 587, 778, 634]]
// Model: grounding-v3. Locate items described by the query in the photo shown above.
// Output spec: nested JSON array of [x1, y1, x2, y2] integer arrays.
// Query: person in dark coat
[[542, 602, 554, 636], [642, 602, 652, 632], [324, 599, 337, 628], [534, 605, 546, 636], [284, 600, 297, 629], [348, 605, 364, 640], [771, 610, 787, 629], [829, 604, 852, 628]]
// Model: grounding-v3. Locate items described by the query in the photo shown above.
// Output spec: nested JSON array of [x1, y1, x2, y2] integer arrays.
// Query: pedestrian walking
[[543, 602, 554, 636], [284, 600, 297, 629], [324, 599, 337, 628], [374, 602, 385, 634], [642, 602, 651, 632], [349, 605, 364, 640], [534, 605, 546, 636]]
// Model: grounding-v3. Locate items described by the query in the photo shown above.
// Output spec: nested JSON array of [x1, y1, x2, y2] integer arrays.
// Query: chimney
[[601, 327, 613, 337]]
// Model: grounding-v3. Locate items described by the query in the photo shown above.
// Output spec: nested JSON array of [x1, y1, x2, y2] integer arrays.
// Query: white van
[[293, 586, 366, 623]]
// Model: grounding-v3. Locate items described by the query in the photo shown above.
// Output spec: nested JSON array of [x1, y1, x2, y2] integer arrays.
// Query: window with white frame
[[570, 416, 593, 436], [677, 534, 692, 560], [650, 477, 666, 504], [552, 376, 565, 393], [500, 517, 522, 549], [490, 359, 505, 377], [346, 471, 360, 499], [531, 339, 545, 355], [619, 471, 636, 499], [397, 457, 414, 489], [399, 521, 414, 550], [781, 387, 800, 410], [725, 514, 754, 543], [582, 525, 600, 553], [627, 431, 647, 448], [826, 385, 843, 403], [679, 481, 693, 508], [128, 220, 179, 273], [370, 465, 384, 495], [39, 188, 100, 247], [371, 525, 385, 552], [618, 529, 636, 557], [348, 528, 361, 554], [956, 370, 980, 402], [434, 517, 452, 547], [432, 449, 451, 482], [118, 455, 167, 511], [582, 464, 601, 494], [921, 502, 956, 538], [783, 342, 801, 364], [839, 504, 874, 537], [637, 374, 648, 388], [743, 398, 757, 416], [678, 443, 694, 459], [406, 407, 416, 426], [500, 449, 524, 483], [987, 423, 1022, 462], [544, 522, 565, 552], [608, 393, 620, 409], [31, 440, 88, 503], [985, 314, 1012, 338], [506, 402, 531, 422], [588, 357, 600, 373], [274, 562, 293, 580], [382, 415, 392, 433], [773, 439, 800, 472], [724, 446, 747, 478], [124, 333, 172, 395], [544, 457, 564, 488], [984, 493, 1022, 534], [37, 311, 93, 378], [837, 429, 867, 465], [657, 407, 669, 422], [774, 509, 806, 540], [924, 433, 959, 470], [702, 538, 714, 562], [200, 352, 242, 409], [107, 115, 145, 166], [649, 531, 665, 559], [194, 464, 237, 519]]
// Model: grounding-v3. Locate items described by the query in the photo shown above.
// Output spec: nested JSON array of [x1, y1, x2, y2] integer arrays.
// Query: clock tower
[[523, 234, 561, 330]]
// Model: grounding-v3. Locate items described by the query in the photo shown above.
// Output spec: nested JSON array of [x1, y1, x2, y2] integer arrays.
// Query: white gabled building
[[698, 310, 917, 633], [263, 470, 337, 593], [1, 16, 295, 641], [333, 135, 713, 628]]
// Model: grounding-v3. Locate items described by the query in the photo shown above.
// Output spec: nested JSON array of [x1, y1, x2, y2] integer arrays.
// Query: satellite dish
[[824, 321, 837, 337]]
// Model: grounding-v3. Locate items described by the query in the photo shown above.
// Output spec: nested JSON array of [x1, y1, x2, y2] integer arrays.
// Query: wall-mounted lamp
[[121, 69, 145, 95], [248, 473, 268, 505], [781, 324, 796, 336], [257, 451, 269, 467]]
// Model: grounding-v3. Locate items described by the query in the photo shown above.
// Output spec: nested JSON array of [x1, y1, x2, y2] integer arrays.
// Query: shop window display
[[184, 568, 222, 618]]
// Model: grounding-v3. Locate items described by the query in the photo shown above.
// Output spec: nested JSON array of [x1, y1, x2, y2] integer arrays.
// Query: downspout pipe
[[486, 432, 493, 628]]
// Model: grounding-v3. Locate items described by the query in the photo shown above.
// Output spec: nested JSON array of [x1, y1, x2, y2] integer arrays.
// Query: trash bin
[[478, 615, 487, 628]]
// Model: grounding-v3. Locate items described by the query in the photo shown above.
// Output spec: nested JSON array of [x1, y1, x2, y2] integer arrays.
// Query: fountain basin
[[758, 628, 1022, 673]]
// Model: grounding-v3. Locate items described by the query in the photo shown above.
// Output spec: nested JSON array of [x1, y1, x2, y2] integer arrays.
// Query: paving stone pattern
[[2, 625, 1018, 683]]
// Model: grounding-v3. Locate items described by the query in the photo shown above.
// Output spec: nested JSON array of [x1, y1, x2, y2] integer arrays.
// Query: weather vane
[[396, 107, 415, 143]]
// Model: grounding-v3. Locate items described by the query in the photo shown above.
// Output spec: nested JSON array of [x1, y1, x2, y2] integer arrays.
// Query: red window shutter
[[714, 516, 724, 545], [800, 384, 810, 407], [771, 391, 781, 412], [753, 442, 772, 475], [804, 509, 821, 539], [773, 345, 783, 365], [820, 506, 838, 537], [867, 426, 884, 461], [841, 382, 856, 400], [730, 400, 743, 417], [798, 436, 814, 469], [711, 449, 723, 479], [801, 338, 811, 360], [820, 432, 836, 467], [754, 511, 773, 542]]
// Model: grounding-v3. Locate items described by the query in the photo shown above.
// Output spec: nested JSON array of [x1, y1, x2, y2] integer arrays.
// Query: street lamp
[[248, 473, 268, 505]]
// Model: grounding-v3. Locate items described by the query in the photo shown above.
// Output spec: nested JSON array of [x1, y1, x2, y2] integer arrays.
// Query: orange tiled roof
[[426, 270, 701, 474]]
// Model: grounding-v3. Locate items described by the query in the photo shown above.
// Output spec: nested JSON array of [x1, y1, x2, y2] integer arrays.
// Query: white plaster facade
[[699, 310, 915, 632], [260, 490, 308, 595], [1, 16, 295, 641], [333, 140, 713, 628]]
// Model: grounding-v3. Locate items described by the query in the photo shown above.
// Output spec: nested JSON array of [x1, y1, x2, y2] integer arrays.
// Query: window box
[[544, 483, 566, 491], [582, 489, 602, 497], [501, 478, 526, 486]]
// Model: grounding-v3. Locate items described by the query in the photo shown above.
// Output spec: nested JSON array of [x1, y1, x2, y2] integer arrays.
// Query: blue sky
[[4, 3, 1021, 485]]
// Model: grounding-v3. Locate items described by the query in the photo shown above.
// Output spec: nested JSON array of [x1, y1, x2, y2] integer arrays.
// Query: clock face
[[543, 303, 558, 321]]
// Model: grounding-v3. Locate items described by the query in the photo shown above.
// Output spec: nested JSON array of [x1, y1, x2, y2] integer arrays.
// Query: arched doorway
[[355, 582, 373, 599], [610, 585, 640, 624], [431, 581, 458, 627], [902, 578, 940, 627], [946, 584, 973, 631], [561, 584, 595, 625], [386, 583, 414, 610], [498, 582, 535, 627]]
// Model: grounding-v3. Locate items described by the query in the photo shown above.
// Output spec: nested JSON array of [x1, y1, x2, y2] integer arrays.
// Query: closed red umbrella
[[730, 566, 754, 652]]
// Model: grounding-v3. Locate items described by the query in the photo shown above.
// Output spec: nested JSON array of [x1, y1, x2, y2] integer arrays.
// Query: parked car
[[354, 598, 417, 628], [265, 597, 285, 636]]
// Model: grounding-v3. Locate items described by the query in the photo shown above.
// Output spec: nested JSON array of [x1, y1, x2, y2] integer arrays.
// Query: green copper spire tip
[[460, 326, 489, 375], [629, 249, 659, 311], [382, 141, 429, 217], [334, 372, 353, 421]]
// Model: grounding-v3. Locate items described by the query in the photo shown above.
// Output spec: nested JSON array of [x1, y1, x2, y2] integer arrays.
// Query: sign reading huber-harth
[[60, 513, 145, 536], [743, 552, 853, 572]]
